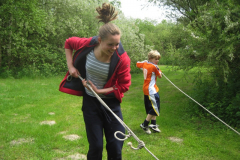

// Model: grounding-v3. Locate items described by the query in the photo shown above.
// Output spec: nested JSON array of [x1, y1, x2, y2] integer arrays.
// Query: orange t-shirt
[[136, 61, 162, 95]]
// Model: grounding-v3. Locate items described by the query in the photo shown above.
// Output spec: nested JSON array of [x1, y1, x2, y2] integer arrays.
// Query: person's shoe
[[140, 124, 151, 134], [148, 124, 161, 133]]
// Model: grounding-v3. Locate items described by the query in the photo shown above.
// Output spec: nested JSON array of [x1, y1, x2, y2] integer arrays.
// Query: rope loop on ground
[[127, 141, 145, 150], [114, 131, 131, 141]]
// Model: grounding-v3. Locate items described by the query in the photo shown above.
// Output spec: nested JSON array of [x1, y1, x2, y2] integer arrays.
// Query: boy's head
[[148, 50, 161, 61]]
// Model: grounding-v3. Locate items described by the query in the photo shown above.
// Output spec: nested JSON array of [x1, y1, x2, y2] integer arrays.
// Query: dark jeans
[[82, 94, 125, 160]]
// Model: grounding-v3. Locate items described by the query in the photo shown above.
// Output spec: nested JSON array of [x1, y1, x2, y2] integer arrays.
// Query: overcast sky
[[119, 0, 170, 23]]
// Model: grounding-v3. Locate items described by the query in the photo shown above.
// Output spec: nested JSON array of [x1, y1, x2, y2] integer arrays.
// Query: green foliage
[[0, 0, 154, 77], [115, 16, 153, 73], [186, 1, 240, 127], [135, 19, 190, 65], [0, 0, 56, 77], [143, 0, 240, 126], [227, 93, 240, 125], [155, 0, 240, 127], [190, 72, 240, 127], [0, 0, 48, 70]]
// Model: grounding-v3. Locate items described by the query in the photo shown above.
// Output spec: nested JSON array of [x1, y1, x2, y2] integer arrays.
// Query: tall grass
[[0, 65, 239, 160]]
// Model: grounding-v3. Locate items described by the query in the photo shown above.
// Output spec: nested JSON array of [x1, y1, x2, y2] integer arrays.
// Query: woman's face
[[99, 34, 120, 57]]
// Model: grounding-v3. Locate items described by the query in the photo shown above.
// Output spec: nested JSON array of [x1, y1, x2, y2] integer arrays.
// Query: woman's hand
[[69, 66, 80, 78], [65, 48, 80, 78], [82, 79, 114, 95], [82, 79, 99, 94]]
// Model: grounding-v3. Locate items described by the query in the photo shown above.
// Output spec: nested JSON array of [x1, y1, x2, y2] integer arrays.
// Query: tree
[[0, 0, 48, 75], [135, 19, 190, 65], [148, 0, 240, 126], [115, 15, 153, 73], [0, 0, 107, 77]]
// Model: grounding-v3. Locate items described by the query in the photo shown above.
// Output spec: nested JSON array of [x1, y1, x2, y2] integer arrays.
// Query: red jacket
[[59, 36, 131, 103]]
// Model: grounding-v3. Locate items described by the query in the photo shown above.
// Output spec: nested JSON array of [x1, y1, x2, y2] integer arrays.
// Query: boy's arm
[[136, 60, 146, 69], [155, 65, 162, 78], [158, 71, 162, 78]]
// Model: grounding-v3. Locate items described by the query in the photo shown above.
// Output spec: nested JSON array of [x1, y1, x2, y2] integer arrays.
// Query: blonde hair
[[96, 3, 121, 40], [148, 50, 161, 60]]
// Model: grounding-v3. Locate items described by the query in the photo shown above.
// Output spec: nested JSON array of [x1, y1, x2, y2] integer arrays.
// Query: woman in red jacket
[[59, 3, 131, 160]]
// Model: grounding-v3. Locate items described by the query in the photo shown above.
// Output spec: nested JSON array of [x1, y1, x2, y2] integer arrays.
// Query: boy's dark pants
[[82, 94, 125, 160]]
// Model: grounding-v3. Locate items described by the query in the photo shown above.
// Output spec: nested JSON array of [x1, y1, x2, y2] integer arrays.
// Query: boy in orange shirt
[[136, 50, 162, 134]]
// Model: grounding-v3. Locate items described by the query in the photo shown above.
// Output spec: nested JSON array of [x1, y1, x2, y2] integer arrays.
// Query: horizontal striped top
[[85, 50, 110, 98]]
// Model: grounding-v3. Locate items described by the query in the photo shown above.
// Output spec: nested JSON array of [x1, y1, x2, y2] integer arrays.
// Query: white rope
[[73, 75, 160, 160], [162, 73, 240, 136]]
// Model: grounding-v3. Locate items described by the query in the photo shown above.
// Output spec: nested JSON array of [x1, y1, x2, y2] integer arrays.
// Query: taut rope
[[162, 73, 240, 136]]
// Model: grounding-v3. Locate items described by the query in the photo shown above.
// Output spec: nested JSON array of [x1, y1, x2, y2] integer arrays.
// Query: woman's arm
[[81, 79, 114, 94], [65, 48, 80, 78]]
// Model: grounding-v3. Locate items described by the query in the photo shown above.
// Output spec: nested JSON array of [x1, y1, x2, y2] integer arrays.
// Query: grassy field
[[0, 65, 239, 160]]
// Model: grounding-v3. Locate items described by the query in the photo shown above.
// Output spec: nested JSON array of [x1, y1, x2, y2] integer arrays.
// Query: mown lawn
[[0, 65, 239, 160]]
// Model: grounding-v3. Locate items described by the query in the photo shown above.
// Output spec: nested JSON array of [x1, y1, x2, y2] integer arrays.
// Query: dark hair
[[96, 3, 121, 40]]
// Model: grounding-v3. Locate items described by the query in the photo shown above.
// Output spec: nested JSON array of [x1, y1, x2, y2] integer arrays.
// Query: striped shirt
[[85, 50, 110, 98]]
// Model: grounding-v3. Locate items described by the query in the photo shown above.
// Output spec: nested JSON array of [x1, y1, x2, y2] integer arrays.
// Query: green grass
[[0, 65, 239, 160]]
